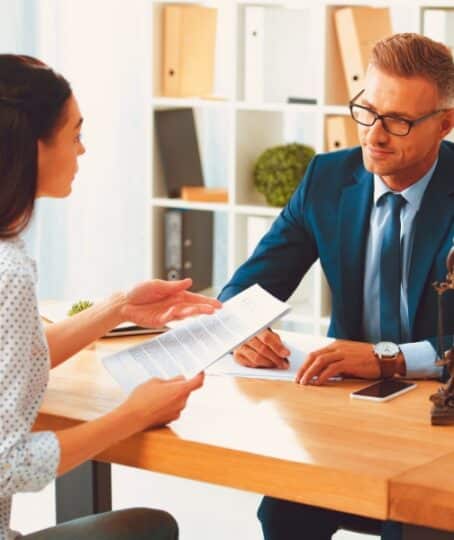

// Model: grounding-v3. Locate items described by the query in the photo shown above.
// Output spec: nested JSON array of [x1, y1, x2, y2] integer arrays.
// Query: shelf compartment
[[151, 106, 233, 198], [150, 206, 229, 292], [236, 3, 318, 104], [235, 109, 317, 206], [152, 198, 229, 212]]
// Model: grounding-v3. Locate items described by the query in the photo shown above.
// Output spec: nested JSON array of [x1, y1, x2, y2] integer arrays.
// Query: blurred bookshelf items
[[326, 116, 360, 152], [162, 4, 217, 97], [247, 216, 273, 258], [335, 7, 392, 97], [181, 186, 228, 203], [154, 108, 204, 198], [423, 9, 454, 57], [164, 209, 213, 292], [243, 6, 316, 103], [254, 143, 315, 207]]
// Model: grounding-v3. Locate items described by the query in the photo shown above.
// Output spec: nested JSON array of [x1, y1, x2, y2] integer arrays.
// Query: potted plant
[[254, 143, 315, 207]]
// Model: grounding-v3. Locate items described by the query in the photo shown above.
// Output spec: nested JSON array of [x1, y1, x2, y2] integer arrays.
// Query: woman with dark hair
[[0, 54, 220, 539]]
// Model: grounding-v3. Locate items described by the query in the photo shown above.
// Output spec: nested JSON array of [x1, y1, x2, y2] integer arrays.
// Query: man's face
[[358, 65, 453, 186]]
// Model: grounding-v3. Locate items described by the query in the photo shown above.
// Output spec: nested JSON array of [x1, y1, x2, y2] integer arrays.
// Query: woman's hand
[[125, 372, 205, 430], [118, 278, 221, 328]]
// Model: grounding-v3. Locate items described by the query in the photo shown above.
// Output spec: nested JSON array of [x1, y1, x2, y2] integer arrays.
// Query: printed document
[[103, 284, 290, 393], [207, 331, 335, 381]]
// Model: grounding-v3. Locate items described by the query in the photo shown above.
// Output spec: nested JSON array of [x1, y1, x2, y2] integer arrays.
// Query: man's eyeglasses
[[349, 89, 449, 136]]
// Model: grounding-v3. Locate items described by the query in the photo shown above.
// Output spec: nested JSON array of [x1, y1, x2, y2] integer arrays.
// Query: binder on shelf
[[334, 7, 392, 98], [154, 108, 204, 198], [162, 5, 217, 98], [423, 9, 454, 56], [244, 6, 316, 103], [326, 116, 359, 152], [164, 209, 213, 293]]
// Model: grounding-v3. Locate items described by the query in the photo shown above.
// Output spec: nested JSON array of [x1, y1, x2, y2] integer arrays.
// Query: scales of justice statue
[[430, 243, 454, 425]]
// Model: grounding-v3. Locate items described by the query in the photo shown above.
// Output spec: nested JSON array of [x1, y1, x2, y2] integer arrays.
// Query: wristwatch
[[373, 341, 401, 378]]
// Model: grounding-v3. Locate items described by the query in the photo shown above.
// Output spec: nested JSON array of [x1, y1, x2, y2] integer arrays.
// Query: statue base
[[430, 387, 454, 425], [431, 405, 454, 425]]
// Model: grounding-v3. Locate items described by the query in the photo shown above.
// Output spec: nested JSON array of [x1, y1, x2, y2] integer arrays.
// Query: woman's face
[[36, 95, 85, 198]]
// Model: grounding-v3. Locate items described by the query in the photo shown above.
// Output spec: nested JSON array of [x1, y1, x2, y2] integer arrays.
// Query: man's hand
[[295, 340, 381, 385], [233, 328, 290, 369], [120, 278, 221, 328]]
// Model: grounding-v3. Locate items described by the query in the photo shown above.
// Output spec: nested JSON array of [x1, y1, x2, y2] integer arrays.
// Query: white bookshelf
[[149, 0, 454, 336]]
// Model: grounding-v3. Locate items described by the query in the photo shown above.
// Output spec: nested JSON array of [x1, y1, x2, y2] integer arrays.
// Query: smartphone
[[350, 379, 417, 402]]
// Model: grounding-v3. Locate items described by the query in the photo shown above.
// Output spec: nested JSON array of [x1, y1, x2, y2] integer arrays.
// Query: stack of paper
[[103, 284, 290, 393]]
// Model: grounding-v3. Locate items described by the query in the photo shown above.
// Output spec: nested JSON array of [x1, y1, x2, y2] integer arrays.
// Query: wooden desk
[[34, 334, 454, 536], [390, 452, 454, 533]]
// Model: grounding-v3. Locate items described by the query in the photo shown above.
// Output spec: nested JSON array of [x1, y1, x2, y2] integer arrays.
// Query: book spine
[[244, 6, 265, 102], [162, 5, 183, 96]]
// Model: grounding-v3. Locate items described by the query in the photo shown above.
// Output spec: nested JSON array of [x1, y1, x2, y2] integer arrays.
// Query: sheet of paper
[[207, 339, 304, 380], [103, 284, 290, 393], [207, 332, 337, 381]]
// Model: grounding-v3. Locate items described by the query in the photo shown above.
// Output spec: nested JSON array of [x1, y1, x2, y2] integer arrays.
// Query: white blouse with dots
[[0, 237, 60, 539]]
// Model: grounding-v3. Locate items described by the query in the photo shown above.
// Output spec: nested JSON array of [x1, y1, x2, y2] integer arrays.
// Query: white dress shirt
[[0, 237, 60, 539], [362, 160, 442, 378]]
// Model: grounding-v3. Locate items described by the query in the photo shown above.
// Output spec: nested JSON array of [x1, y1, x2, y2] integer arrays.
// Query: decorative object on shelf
[[181, 186, 228, 203], [253, 143, 315, 207], [287, 97, 317, 105], [67, 300, 93, 316], [162, 4, 217, 98], [164, 209, 213, 292], [326, 116, 360, 152], [430, 243, 454, 425], [335, 6, 392, 97], [155, 108, 204, 198], [244, 6, 315, 103]]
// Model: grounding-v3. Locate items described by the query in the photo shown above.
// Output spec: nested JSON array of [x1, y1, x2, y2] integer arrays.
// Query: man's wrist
[[373, 342, 406, 378]]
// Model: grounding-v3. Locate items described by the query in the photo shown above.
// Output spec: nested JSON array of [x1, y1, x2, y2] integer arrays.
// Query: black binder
[[164, 209, 213, 292], [155, 108, 204, 198]]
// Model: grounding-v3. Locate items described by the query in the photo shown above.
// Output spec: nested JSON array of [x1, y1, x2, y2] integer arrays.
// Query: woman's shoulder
[[0, 237, 36, 284]]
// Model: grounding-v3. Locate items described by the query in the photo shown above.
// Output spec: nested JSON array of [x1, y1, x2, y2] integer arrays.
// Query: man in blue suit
[[219, 33, 454, 539]]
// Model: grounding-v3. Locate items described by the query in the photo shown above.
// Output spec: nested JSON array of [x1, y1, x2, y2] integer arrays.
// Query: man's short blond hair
[[370, 33, 454, 107]]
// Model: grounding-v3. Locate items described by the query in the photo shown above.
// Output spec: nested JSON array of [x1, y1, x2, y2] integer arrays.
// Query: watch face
[[376, 341, 399, 356]]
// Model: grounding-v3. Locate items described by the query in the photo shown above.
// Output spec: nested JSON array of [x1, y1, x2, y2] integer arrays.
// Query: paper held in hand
[[102, 284, 290, 393]]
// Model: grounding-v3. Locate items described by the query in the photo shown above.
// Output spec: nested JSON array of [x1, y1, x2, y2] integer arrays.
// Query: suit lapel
[[408, 145, 454, 332], [338, 165, 374, 339]]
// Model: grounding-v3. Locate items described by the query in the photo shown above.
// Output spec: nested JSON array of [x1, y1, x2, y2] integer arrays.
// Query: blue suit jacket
[[219, 143, 454, 350]]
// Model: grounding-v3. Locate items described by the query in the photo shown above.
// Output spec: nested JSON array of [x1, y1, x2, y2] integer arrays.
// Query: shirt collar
[[374, 157, 438, 211]]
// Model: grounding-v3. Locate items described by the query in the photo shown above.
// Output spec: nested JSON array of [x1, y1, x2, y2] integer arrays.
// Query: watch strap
[[379, 357, 397, 379]]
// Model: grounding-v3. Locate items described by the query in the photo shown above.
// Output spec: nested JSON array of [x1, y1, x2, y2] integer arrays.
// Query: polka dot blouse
[[0, 237, 60, 539]]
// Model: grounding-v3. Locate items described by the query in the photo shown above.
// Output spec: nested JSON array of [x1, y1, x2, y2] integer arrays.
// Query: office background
[[1, 0, 452, 538]]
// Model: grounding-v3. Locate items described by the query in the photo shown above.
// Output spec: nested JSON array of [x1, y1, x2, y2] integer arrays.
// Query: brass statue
[[430, 244, 454, 425]]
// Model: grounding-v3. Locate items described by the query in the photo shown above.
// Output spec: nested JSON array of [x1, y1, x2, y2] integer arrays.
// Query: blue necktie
[[380, 193, 406, 343]]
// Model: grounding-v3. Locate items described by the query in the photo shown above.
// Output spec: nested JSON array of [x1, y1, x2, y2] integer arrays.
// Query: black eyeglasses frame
[[348, 89, 449, 137]]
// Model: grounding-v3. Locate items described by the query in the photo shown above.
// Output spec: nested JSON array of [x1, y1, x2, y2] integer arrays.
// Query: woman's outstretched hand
[[119, 278, 221, 328]]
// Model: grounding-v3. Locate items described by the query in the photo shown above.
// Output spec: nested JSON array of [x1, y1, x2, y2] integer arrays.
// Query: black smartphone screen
[[352, 380, 415, 398]]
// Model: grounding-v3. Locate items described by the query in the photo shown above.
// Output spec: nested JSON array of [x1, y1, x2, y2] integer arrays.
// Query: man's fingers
[[234, 349, 276, 368], [297, 352, 342, 384], [296, 345, 336, 381], [259, 329, 290, 357], [315, 362, 344, 385], [247, 337, 289, 369], [233, 350, 256, 368]]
